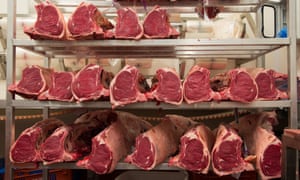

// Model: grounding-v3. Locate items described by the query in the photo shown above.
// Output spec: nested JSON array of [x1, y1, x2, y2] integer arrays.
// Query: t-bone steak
[[168, 124, 215, 173], [24, 1, 67, 40], [183, 65, 221, 103], [77, 111, 152, 174], [125, 115, 196, 170], [10, 118, 64, 163], [143, 5, 179, 39]]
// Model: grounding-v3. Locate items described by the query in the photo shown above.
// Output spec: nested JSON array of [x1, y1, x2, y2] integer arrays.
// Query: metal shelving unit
[[5, 0, 298, 180]]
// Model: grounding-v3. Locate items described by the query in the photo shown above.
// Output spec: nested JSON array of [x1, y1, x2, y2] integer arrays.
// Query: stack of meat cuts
[[125, 115, 196, 170]]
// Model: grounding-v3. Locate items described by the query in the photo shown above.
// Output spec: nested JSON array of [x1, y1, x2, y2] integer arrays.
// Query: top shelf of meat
[[13, 38, 289, 59]]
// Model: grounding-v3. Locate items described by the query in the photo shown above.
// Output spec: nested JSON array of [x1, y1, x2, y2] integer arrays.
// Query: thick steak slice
[[42, 71, 75, 102], [71, 64, 109, 102], [169, 124, 215, 173], [8, 65, 53, 99], [115, 7, 143, 40], [77, 111, 152, 174], [147, 68, 183, 105], [10, 118, 64, 163], [110, 65, 149, 108], [183, 65, 221, 103], [40, 110, 115, 164], [125, 115, 196, 170], [143, 5, 179, 39], [211, 124, 253, 176], [67, 2, 113, 40], [210, 68, 258, 103], [24, 1, 67, 40]]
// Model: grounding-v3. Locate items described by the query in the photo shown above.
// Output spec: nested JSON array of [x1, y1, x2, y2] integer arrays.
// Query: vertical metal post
[[5, 0, 17, 179]]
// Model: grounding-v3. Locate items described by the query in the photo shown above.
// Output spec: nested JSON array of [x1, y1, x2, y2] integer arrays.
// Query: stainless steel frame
[[5, 0, 298, 180]]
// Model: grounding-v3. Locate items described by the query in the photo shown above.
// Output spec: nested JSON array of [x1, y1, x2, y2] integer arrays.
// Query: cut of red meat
[[40, 110, 115, 164], [247, 68, 288, 100], [168, 124, 215, 174], [42, 71, 75, 102], [110, 65, 149, 108], [8, 65, 53, 99], [77, 111, 152, 174], [67, 2, 113, 40], [211, 124, 254, 176], [115, 7, 144, 40], [143, 5, 179, 39], [183, 65, 221, 103], [24, 1, 67, 40], [10, 118, 64, 163], [147, 68, 183, 105], [125, 115, 196, 170], [71, 64, 109, 102], [210, 68, 258, 103]]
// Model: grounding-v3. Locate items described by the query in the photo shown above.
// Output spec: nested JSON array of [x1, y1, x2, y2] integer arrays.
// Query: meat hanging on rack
[[39, 110, 115, 164], [67, 2, 114, 40], [143, 5, 179, 39], [77, 111, 152, 174], [71, 64, 111, 102], [24, 1, 67, 40], [110, 65, 149, 108], [210, 68, 258, 103], [146, 68, 183, 105], [168, 124, 215, 174], [211, 124, 254, 176], [125, 114, 196, 170], [183, 65, 221, 103], [10, 118, 65, 163], [8, 65, 53, 99]]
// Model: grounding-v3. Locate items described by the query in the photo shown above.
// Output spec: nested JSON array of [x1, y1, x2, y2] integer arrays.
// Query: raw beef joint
[[77, 111, 152, 174], [147, 68, 183, 105], [24, 1, 67, 40], [125, 115, 196, 170], [68, 2, 113, 40], [169, 124, 215, 173], [183, 65, 221, 103], [115, 7, 143, 39], [40, 110, 115, 164], [71, 64, 110, 102], [10, 118, 64, 163], [143, 5, 179, 39], [110, 65, 149, 108], [41, 71, 75, 102], [8, 65, 53, 99], [211, 124, 253, 176], [210, 68, 258, 103]]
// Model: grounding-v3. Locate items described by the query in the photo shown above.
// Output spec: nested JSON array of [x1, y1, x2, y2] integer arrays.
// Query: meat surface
[[210, 68, 258, 103], [211, 124, 253, 176], [77, 111, 152, 174], [143, 5, 179, 39], [247, 68, 288, 100], [115, 7, 144, 39], [71, 64, 109, 102], [147, 68, 183, 105], [67, 2, 113, 40], [8, 65, 53, 99], [10, 118, 64, 163], [24, 1, 67, 40], [40, 110, 115, 164], [125, 115, 196, 170], [110, 65, 149, 108], [42, 71, 75, 102], [183, 65, 221, 103], [168, 124, 215, 173]]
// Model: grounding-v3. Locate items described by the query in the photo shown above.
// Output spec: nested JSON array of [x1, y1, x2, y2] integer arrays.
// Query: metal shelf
[[11, 99, 291, 109], [13, 38, 289, 60]]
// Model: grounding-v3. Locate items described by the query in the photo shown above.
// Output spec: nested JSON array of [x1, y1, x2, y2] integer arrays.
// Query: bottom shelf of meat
[[10, 110, 282, 179]]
